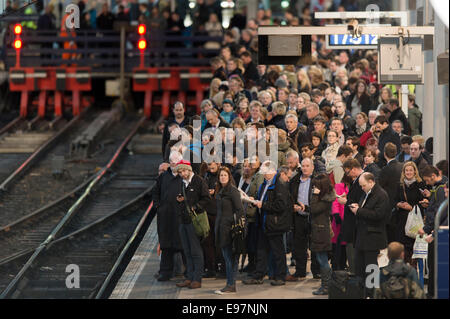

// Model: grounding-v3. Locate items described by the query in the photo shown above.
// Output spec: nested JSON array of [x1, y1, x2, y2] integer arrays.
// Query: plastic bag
[[404, 206, 424, 239], [412, 235, 428, 259]]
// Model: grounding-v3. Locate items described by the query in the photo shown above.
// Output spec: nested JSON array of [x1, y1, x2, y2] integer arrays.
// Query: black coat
[[377, 127, 401, 163], [412, 154, 428, 176], [203, 171, 218, 216], [378, 159, 404, 212], [364, 162, 381, 180], [393, 181, 425, 249], [341, 174, 365, 243], [162, 116, 190, 154], [354, 183, 390, 251], [154, 169, 183, 250], [310, 191, 336, 252], [389, 108, 410, 135], [215, 184, 245, 248], [179, 174, 211, 224], [260, 175, 293, 235]]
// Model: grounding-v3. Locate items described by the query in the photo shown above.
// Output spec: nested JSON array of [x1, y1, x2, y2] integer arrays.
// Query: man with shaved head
[[348, 172, 390, 298]]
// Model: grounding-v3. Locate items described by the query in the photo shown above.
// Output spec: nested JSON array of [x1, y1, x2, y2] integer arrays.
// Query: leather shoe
[[285, 274, 298, 282], [176, 280, 191, 288], [189, 281, 202, 289], [157, 275, 171, 282]]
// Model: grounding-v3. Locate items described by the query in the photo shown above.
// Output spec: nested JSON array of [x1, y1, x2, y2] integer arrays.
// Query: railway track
[[0, 115, 161, 298], [0, 115, 76, 186], [0, 111, 145, 227]]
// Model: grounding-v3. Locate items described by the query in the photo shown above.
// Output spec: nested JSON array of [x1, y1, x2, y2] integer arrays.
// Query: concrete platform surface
[[110, 216, 389, 299]]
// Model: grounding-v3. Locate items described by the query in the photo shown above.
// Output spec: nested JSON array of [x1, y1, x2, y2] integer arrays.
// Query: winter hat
[[222, 99, 235, 108], [176, 160, 192, 172]]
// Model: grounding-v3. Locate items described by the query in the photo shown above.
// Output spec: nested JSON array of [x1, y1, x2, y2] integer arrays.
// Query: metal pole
[[120, 26, 125, 101]]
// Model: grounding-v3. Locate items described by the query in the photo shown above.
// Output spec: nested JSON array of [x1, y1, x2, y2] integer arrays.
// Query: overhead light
[[189, 2, 195, 9], [281, 1, 289, 9]]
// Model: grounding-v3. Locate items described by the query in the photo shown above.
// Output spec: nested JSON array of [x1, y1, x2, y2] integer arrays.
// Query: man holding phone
[[341, 159, 365, 274], [349, 172, 390, 298]]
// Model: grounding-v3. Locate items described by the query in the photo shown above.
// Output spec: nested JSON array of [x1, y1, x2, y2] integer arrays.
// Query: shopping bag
[[404, 206, 424, 239], [412, 235, 428, 259]]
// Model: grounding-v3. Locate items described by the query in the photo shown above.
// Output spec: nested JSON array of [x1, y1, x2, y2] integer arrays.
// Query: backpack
[[376, 275, 425, 299]]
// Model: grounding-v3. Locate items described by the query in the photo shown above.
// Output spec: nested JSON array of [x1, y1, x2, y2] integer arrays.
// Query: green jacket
[[246, 172, 265, 222], [408, 107, 422, 136]]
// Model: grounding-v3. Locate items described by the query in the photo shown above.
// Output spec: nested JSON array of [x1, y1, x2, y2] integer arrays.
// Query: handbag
[[402, 186, 424, 239], [182, 185, 210, 239], [231, 212, 247, 255]]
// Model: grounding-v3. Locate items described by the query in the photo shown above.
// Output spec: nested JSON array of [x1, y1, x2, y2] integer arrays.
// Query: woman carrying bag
[[310, 173, 336, 296], [393, 161, 425, 267], [214, 167, 245, 294]]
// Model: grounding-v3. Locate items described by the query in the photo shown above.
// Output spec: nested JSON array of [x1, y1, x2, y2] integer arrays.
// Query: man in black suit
[[374, 115, 401, 167], [311, 89, 331, 110], [162, 102, 190, 155], [378, 142, 404, 244], [349, 172, 390, 297], [287, 158, 320, 280], [340, 159, 365, 274]]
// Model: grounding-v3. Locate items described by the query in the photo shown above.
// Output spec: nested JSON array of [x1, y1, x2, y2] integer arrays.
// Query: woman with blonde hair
[[297, 68, 312, 94], [209, 78, 222, 99], [393, 161, 426, 266], [307, 66, 324, 89]]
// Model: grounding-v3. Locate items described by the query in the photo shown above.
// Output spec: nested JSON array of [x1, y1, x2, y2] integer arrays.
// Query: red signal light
[[14, 39, 22, 49], [14, 24, 22, 35], [138, 24, 146, 35], [138, 39, 147, 50]]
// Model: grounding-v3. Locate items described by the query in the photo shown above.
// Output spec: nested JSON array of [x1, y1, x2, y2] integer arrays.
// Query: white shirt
[[183, 173, 194, 188]]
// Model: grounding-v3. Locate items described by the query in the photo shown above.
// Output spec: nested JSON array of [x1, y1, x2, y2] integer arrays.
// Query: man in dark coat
[[388, 99, 410, 135], [162, 102, 190, 155], [153, 152, 184, 281], [374, 115, 401, 166], [243, 161, 293, 286], [175, 160, 211, 289], [349, 172, 390, 297], [287, 158, 321, 280], [410, 142, 429, 176], [311, 89, 331, 110], [378, 142, 404, 244], [341, 159, 366, 275], [240, 51, 259, 84]]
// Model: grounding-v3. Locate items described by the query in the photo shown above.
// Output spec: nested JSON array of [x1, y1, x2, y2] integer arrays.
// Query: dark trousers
[[355, 248, 379, 298], [253, 229, 286, 281], [201, 214, 216, 273], [355, 249, 379, 279], [179, 223, 204, 282], [293, 214, 320, 277], [160, 248, 181, 277], [331, 243, 347, 270]]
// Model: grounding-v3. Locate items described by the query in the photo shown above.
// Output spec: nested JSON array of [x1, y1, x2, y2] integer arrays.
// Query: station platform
[[110, 217, 390, 299]]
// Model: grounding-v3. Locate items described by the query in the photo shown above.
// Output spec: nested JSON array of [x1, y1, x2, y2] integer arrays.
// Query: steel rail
[[0, 116, 146, 299]]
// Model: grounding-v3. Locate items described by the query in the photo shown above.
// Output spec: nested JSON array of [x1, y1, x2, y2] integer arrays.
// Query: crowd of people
[[151, 5, 448, 298]]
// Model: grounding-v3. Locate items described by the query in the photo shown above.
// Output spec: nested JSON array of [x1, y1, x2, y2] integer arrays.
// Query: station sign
[[325, 24, 389, 50]]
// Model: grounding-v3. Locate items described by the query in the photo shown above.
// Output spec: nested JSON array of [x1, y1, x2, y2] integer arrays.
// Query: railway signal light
[[14, 24, 22, 35], [138, 24, 146, 35], [138, 39, 147, 50], [14, 39, 22, 49]]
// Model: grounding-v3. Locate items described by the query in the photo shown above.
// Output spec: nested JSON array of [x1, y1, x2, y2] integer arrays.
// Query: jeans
[[222, 245, 238, 286], [179, 223, 204, 282], [315, 251, 331, 271]]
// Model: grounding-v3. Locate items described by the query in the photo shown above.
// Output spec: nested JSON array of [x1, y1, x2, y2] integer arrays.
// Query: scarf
[[403, 178, 416, 187]]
